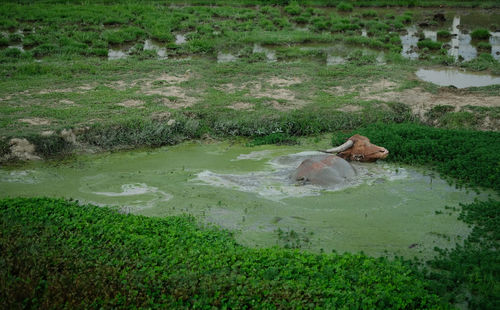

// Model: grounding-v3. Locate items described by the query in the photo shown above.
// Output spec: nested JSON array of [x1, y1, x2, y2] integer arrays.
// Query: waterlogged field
[[0, 139, 489, 258], [1, 1, 500, 308]]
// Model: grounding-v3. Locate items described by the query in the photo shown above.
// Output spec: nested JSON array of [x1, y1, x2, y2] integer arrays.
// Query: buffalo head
[[323, 134, 388, 162]]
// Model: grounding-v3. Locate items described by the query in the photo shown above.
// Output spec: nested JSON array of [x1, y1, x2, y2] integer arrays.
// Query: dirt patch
[[328, 79, 398, 96], [152, 72, 191, 84], [269, 100, 298, 111], [8, 138, 40, 161], [215, 82, 251, 93], [18, 117, 51, 125], [250, 83, 296, 101], [361, 87, 500, 118], [59, 99, 76, 105], [228, 102, 254, 110], [116, 99, 144, 108], [267, 77, 303, 87], [358, 80, 398, 93], [151, 111, 172, 121], [108, 80, 136, 90], [139, 73, 197, 109], [336, 105, 363, 112], [37, 84, 94, 95]]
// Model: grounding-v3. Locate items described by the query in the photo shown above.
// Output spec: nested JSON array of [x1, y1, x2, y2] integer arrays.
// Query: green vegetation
[[0, 197, 440, 308], [417, 39, 442, 50], [477, 41, 492, 51], [332, 123, 500, 308], [0, 2, 499, 306], [436, 30, 451, 39], [427, 199, 500, 309], [470, 28, 491, 40], [332, 123, 500, 191], [336, 2, 354, 12]]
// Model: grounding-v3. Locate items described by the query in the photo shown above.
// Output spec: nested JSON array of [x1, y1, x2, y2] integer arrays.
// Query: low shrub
[[332, 123, 500, 191], [477, 41, 492, 51], [284, 1, 302, 16], [361, 10, 377, 18], [336, 2, 353, 12], [436, 30, 451, 39], [0, 197, 441, 309], [470, 28, 491, 40], [417, 39, 442, 50]]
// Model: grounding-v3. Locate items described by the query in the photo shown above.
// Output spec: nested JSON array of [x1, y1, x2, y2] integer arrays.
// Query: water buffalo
[[293, 135, 389, 186], [323, 134, 389, 162]]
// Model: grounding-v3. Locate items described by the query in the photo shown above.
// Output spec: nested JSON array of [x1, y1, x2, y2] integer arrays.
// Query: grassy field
[[1, 124, 499, 308], [1, 1, 499, 308], [1, 0, 499, 161]]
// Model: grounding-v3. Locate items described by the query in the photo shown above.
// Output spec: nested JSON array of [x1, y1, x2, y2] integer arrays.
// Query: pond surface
[[1, 141, 489, 259], [416, 68, 500, 88]]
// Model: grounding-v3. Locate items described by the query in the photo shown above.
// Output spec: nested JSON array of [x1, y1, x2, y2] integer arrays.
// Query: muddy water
[[416, 68, 500, 88], [1, 141, 489, 258]]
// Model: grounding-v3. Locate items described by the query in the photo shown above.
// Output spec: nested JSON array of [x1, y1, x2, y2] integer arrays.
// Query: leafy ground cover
[[332, 123, 500, 309], [0, 2, 499, 306], [0, 197, 440, 309], [332, 123, 500, 191]]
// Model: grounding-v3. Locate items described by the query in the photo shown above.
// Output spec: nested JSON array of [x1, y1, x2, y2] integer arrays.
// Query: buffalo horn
[[323, 140, 353, 153]]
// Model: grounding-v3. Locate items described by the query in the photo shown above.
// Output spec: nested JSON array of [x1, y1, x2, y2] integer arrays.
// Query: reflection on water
[[400, 15, 498, 61], [7, 44, 24, 52], [143, 39, 167, 59], [416, 68, 500, 88], [253, 44, 277, 62], [108, 49, 128, 60], [401, 25, 419, 60], [490, 32, 500, 60], [175, 34, 187, 44], [217, 52, 237, 63]]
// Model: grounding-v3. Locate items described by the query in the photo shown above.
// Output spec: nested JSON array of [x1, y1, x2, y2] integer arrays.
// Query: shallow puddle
[[217, 52, 237, 63], [416, 68, 500, 88], [253, 44, 277, 62], [175, 34, 187, 44], [108, 49, 128, 60], [143, 39, 167, 59], [1, 141, 490, 259], [400, 15, 500, 61]]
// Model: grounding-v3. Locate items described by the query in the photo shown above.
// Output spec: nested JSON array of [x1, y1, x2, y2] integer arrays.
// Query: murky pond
[[1, 141, 489, 258], [416, 68, 500, 88]]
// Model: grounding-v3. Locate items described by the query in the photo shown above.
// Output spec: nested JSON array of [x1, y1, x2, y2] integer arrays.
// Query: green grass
[[332, 122, 500, 308], [470, 28, 491, 40], [436, 30, 451, 39], [0, 197, 440, 309], [417, 39, 442, 50], [332, 123, 500, 191]]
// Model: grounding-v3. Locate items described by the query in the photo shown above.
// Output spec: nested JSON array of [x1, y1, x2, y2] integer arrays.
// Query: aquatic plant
[[336, 2, 353, 12], [470, 28, 491, 40], [0, 197, 440, 309], [417, 39, 442, 50], [436, 30, 451, 39], [284, 1, 302, 16], [476, 41, 492, 51], [332, 123, 500, 191], [248, 132, 298, 146]]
